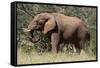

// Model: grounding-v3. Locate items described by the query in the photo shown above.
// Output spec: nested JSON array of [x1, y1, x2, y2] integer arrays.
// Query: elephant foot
[[80, 49, 88, 57], [52, 49, 58, 53]]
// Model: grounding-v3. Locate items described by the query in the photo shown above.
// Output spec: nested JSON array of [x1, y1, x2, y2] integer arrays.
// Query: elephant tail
[[86, 31, 90, 41]]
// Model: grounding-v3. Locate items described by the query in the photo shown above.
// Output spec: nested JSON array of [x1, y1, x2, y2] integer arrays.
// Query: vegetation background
[[17, 3, 97, 64]]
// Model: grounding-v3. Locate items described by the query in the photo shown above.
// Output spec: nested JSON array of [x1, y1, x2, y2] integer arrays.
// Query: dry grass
[[17, 48, 96, 65]]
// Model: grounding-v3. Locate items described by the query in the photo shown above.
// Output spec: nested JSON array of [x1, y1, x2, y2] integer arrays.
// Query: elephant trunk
[[24, 28, 40, 43], [27, 30, 40, 43]]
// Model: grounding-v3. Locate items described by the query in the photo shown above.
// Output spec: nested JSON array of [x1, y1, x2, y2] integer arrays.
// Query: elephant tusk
[[22, 28, 31, 32]]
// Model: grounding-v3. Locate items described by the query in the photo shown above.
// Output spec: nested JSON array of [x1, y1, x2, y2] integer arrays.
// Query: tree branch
[[21, 4, 34, 18]]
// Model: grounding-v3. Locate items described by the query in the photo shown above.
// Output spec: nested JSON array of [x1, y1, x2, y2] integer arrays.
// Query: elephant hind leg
[[75, 40, 86, 55], [74, 41, 80, 54], [78, 40, 87, 56], [74, 40, 83, 55]]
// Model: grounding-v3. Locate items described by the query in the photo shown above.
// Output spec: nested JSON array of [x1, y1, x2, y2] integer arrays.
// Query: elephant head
[[24, 13, 56, 43]]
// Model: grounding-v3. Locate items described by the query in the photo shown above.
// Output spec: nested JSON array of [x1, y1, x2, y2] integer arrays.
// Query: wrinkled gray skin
[[25, 13, 90, 54]]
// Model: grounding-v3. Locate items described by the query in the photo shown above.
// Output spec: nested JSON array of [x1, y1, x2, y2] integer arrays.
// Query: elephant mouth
[[27, 30, 41, 43]]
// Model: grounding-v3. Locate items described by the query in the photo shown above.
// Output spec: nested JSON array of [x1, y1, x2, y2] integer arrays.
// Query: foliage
[[17, 3, 97, 55]]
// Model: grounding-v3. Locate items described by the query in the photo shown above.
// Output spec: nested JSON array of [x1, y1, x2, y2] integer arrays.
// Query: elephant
[[24, 13, 90, 54]]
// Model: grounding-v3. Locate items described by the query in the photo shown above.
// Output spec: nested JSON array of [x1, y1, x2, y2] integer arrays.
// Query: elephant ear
[[43, 17, 56, 34]]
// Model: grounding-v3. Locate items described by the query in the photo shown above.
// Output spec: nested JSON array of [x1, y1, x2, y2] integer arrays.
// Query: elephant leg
[[79, 40, 86, 56], [51, 33, 60, 53], [74, 41, 81, 54], [71, 44, 76, 53]]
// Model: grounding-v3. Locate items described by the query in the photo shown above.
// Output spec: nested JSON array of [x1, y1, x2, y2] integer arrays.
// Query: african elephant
[[24, 13, 90, 54]]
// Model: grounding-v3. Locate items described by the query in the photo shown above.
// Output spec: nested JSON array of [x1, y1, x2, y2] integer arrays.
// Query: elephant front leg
[[51, 33, 60, 53]]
